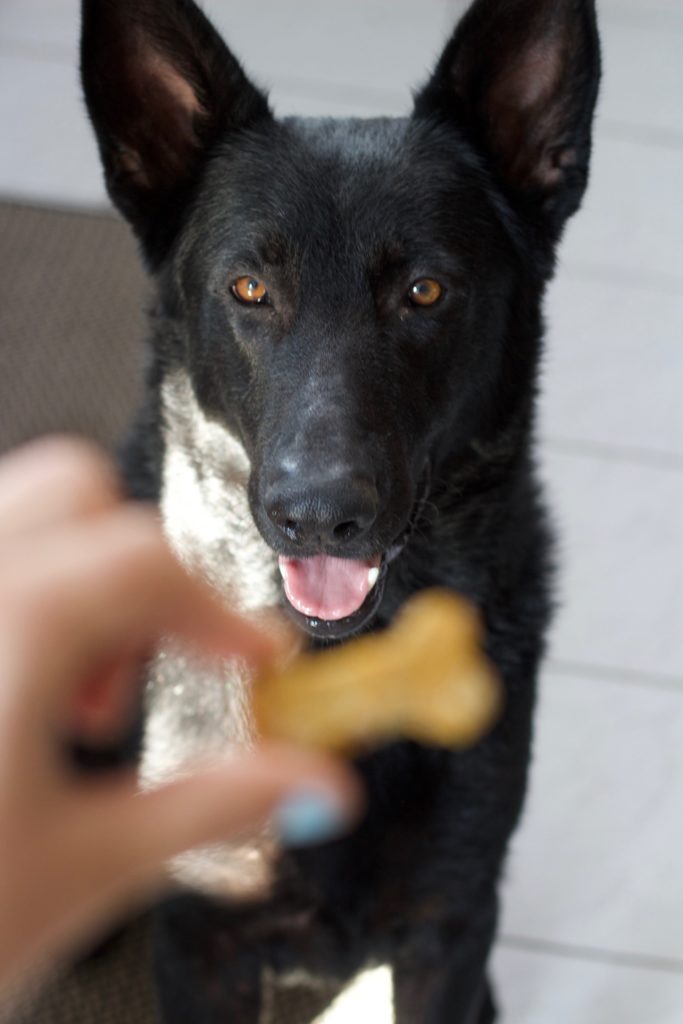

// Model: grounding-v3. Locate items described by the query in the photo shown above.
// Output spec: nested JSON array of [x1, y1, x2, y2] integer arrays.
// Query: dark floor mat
[[0, 200, 155, 1023], [0, 201, 146, 455], [0, 918, 159, 1024]]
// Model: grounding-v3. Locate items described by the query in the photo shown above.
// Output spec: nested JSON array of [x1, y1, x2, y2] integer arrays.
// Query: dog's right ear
[[414, 0, 600, 239], [81, 0, 271, 263]]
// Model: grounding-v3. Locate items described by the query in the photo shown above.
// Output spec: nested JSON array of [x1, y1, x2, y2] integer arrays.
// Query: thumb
[[96, 744, 363, 884]]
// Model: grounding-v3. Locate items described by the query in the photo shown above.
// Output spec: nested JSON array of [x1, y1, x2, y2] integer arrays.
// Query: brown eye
[[408, 278, 443, 307], [232, 276, 269, 304]]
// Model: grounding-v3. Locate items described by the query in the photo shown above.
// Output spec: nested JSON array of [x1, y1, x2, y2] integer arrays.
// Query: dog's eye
[[408, 279, 443, 307], [232, 276, 269, 305]]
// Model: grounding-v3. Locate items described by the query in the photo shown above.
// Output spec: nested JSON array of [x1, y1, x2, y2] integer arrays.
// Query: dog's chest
[[141, 369, 280, 894]]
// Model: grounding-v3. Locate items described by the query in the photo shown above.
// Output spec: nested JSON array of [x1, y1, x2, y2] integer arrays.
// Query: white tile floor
[[1, 1, 681, 1021]]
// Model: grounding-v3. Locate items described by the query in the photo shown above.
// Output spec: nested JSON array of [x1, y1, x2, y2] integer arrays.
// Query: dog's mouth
[[276, 468, 430, 641], [279, 553, 383, 623], [278, 553, 386, 640]]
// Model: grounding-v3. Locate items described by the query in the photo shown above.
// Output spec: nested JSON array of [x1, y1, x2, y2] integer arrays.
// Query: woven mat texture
[[0, 201, 154, 1022], [0, 201, 146, 455], [0, 920, 159, 1024]]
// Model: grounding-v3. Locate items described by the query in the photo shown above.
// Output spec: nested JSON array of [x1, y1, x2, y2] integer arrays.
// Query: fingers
[[0, 437, 121, 542], [1, 506, 281, 732], [8, 747, 363, 983], [67, 648, 148, 743], [0, 437, 288, 745], [91, 744, 364, 883]]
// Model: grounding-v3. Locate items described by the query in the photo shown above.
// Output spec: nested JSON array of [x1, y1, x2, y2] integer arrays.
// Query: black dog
[[81, 0, 600, 1020]]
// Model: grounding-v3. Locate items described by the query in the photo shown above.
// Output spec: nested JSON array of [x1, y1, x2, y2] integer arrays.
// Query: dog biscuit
[[252, 589, 502, 752]]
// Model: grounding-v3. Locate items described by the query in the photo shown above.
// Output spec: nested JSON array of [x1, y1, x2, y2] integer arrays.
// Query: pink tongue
[[279, 554, 381, 621]]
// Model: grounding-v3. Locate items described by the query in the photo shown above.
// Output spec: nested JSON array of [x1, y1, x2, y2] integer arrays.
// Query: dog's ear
[[413, 0, 600, 235], [81, 0, 271, 262]]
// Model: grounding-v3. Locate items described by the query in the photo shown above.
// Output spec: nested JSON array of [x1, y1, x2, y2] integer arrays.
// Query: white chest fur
[[141, 368, 279, 895]]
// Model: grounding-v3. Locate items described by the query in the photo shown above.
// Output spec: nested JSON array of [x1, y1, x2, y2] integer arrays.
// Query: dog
[[80, 0, 600, 1020]]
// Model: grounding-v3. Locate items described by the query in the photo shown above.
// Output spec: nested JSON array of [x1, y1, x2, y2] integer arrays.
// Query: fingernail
[[274, 789, 348, 847]]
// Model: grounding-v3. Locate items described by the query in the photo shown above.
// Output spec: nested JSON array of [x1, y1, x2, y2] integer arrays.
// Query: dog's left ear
[[413, 0, 600, 235], [81, 0, 271, 264]]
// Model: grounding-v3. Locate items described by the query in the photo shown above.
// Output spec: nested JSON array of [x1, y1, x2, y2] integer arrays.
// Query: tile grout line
[[500, 933, 683, 976], [2, 42, 683, 157], [559, 261, 683, 296], [269, 73, 409, 107], [0, 195, 113, 218], [600, 119, 683, 152], [543, 437, 683, 473], [547, 657, 683, 696], [448, 0, 683, 29], [598, 11, 683, 32], [0, 39, 74, 64]]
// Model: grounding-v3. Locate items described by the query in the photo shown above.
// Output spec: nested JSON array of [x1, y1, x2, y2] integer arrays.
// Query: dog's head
[[82, 0, 599, 639]]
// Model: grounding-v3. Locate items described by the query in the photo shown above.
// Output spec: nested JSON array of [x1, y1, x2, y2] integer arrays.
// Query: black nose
[[265, 473, 380, 547]]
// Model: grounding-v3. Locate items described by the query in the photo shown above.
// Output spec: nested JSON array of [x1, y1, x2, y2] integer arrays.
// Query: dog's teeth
[[279, 561, 288, 581], [368, 567, 380, 588]]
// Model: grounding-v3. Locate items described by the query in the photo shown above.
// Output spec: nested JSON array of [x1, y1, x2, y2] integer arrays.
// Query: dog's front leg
[[391, 896, 497, 1024]]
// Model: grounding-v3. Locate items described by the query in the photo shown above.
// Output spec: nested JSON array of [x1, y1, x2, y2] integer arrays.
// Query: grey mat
[[0, 920, 159, 1024], [0, 200, 155, 1022], [0, 201, 146, 455]]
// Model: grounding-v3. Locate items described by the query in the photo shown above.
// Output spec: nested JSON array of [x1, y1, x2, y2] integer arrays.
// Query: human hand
[[0, 438, 361, 987]]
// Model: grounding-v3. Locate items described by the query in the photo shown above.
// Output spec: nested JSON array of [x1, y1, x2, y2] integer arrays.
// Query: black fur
[[81, 1, 600, 1020]]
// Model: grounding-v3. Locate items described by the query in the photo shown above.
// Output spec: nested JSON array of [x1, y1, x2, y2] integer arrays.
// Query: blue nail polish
[[275, 790, 347, 847]]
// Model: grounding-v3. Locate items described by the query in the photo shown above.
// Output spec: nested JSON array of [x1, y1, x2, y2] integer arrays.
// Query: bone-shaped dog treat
[[252, 589, 502, 752]]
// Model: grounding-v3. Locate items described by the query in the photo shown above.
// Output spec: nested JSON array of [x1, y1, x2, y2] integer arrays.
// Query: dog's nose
[[265, 474, 379, 547]]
